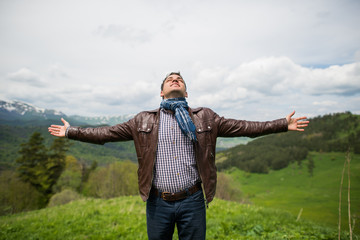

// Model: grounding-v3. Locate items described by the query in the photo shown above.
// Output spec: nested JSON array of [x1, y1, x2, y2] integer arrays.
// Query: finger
[[288, 110, 295, 118], [49, 126, 63, 131], [50, 131, 59, 136], [50, 125, 61, 128], [50, 132, 63, 137], [48, 129, 60, 134], [286, 110, 295, 123], [61, 118, 69, 126], [296, 116, 308, 121]]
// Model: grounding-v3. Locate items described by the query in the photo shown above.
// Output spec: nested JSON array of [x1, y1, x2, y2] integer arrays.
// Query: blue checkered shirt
[[152, 109, 200, 193]]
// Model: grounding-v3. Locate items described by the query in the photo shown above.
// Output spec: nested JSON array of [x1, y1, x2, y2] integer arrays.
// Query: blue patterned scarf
[[160, 97, 197, 142]]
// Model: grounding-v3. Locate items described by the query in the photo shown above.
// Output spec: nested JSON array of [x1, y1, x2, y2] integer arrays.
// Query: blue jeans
[[146, 189, 206, 240]]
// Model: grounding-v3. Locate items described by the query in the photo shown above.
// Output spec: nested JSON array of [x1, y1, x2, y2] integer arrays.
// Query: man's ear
[[160, 91, 164, 98], [185, 91, 188, 98]]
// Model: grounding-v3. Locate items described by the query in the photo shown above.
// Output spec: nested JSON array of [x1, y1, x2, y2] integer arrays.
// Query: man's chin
[[164, 92, 187, 99]]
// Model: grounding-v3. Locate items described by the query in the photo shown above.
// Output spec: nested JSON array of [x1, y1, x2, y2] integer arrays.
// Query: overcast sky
[[0, 0, 359, 121]]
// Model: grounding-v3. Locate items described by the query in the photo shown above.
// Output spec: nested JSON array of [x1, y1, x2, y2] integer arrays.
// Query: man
[[48, 72, 309, 240]]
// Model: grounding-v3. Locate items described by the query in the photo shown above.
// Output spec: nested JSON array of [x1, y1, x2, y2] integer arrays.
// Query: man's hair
[[161, 72, 186, 91]]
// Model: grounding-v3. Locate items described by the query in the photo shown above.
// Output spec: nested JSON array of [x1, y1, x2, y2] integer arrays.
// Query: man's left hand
[[286, 111, 309, 131]]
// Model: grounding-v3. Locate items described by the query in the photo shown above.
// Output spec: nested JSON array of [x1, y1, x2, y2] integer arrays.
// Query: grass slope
[[0, 196, 352, 240], [225, 152, 360, 235]]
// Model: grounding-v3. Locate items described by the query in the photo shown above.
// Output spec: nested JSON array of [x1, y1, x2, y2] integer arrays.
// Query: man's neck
[[163, 93, 186, 99]]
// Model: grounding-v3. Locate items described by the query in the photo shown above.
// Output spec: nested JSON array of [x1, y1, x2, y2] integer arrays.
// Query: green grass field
[[225, 152, 360, 235], [0, 151, 358, 239], [0, 196, 352, 240]]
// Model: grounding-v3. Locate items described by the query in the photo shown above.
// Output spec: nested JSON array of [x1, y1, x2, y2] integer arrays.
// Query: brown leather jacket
[[67, 107, 288, 203]]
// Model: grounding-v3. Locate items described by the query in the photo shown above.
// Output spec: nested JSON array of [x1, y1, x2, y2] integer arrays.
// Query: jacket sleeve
[[67, 119, 134, 145], [216, 114, 288, 138]]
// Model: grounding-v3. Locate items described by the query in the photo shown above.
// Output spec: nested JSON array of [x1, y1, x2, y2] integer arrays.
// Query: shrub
[[52, 169, 82, 193], [215, 172, 246, 202], [47, 189, 82, 207], [83, 161, 138, 198], [0, 170, 44, 215]]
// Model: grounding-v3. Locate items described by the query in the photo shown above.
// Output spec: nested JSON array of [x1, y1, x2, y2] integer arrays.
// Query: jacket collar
[[189, 107, 202, 113], [147, 107, 203, 114]]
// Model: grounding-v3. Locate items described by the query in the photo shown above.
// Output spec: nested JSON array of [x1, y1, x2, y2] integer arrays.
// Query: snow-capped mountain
[[0, 100, 134, 126], [0, 100, 66, 121], [69, 114, 135, 126]]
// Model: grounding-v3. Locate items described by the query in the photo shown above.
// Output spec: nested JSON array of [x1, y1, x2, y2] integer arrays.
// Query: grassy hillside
[[0, 124, 247, 169], [0, 196, 352, 240], [217, 112, 360, 173], [224, 151, 360, 235], [0, 124, 137, 169]]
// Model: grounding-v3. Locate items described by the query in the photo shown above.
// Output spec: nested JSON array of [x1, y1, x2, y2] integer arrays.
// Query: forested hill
[[216, 112, 360, 173], [1, 111, 359, 172], [0, 124, 137, 171], [0, 100, 246, 169]]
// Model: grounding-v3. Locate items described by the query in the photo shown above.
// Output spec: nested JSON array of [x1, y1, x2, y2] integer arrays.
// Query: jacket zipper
[[147, 111, 160, 200], [189, 109, 209, 208]]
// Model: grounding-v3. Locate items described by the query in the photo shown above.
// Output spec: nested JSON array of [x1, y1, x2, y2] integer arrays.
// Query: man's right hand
[[48, 118, 70, 137]]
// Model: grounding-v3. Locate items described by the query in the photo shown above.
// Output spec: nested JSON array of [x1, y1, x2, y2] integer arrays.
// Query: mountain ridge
[[0, 99, 249, 168], [0, 99, 134, 126]]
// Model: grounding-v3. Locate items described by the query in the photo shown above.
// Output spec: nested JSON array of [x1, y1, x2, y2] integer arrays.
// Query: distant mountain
[[0, 100, 66, 122], [0, 99, 249, 148], [0, 99, 250, 170], [0, 100, 134, 126], [69, 114, 135, 126], [0, 100, 138, 169]]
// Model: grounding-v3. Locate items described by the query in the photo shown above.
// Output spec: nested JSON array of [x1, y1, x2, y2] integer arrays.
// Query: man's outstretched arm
[[48, 118, 70, 137], [286, 110, 309, 131]]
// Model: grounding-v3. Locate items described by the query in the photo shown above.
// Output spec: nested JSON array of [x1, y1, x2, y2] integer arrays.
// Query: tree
[[307, 156, 315, 177], [16, 132, 69, 203], [82, 160, 98, 184], [46, 138, 70, 192], [53, 156, 82, 193], [0, 170, 44, 215], [16, 132, 48, 196], [83, 161, 138, 198]]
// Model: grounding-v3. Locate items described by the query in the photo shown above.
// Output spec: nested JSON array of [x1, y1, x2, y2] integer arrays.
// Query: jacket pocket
[[137, 123, 154, 148], [196, 122, 213, 146]]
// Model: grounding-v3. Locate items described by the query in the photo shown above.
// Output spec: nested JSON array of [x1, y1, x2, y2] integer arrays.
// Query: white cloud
[[191, 57, 360, 99], [1, 56, 359, 120], [95, 24, 152, 45], [188, 57, 360, 119], [7, 68, 46, 87], [313, 100, 338, 107], [0, 0, 359, 120], [48, 64, 71, 80], [299, 63, 360, 96]]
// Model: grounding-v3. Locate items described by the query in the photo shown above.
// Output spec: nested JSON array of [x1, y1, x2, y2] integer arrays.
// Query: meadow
[[0, 196, 352, 240], [0, 151, 358, 239], [226, 151, 360, 236]]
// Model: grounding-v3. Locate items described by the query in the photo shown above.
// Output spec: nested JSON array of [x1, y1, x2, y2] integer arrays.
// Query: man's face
[[160, 74, 188, 99]]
